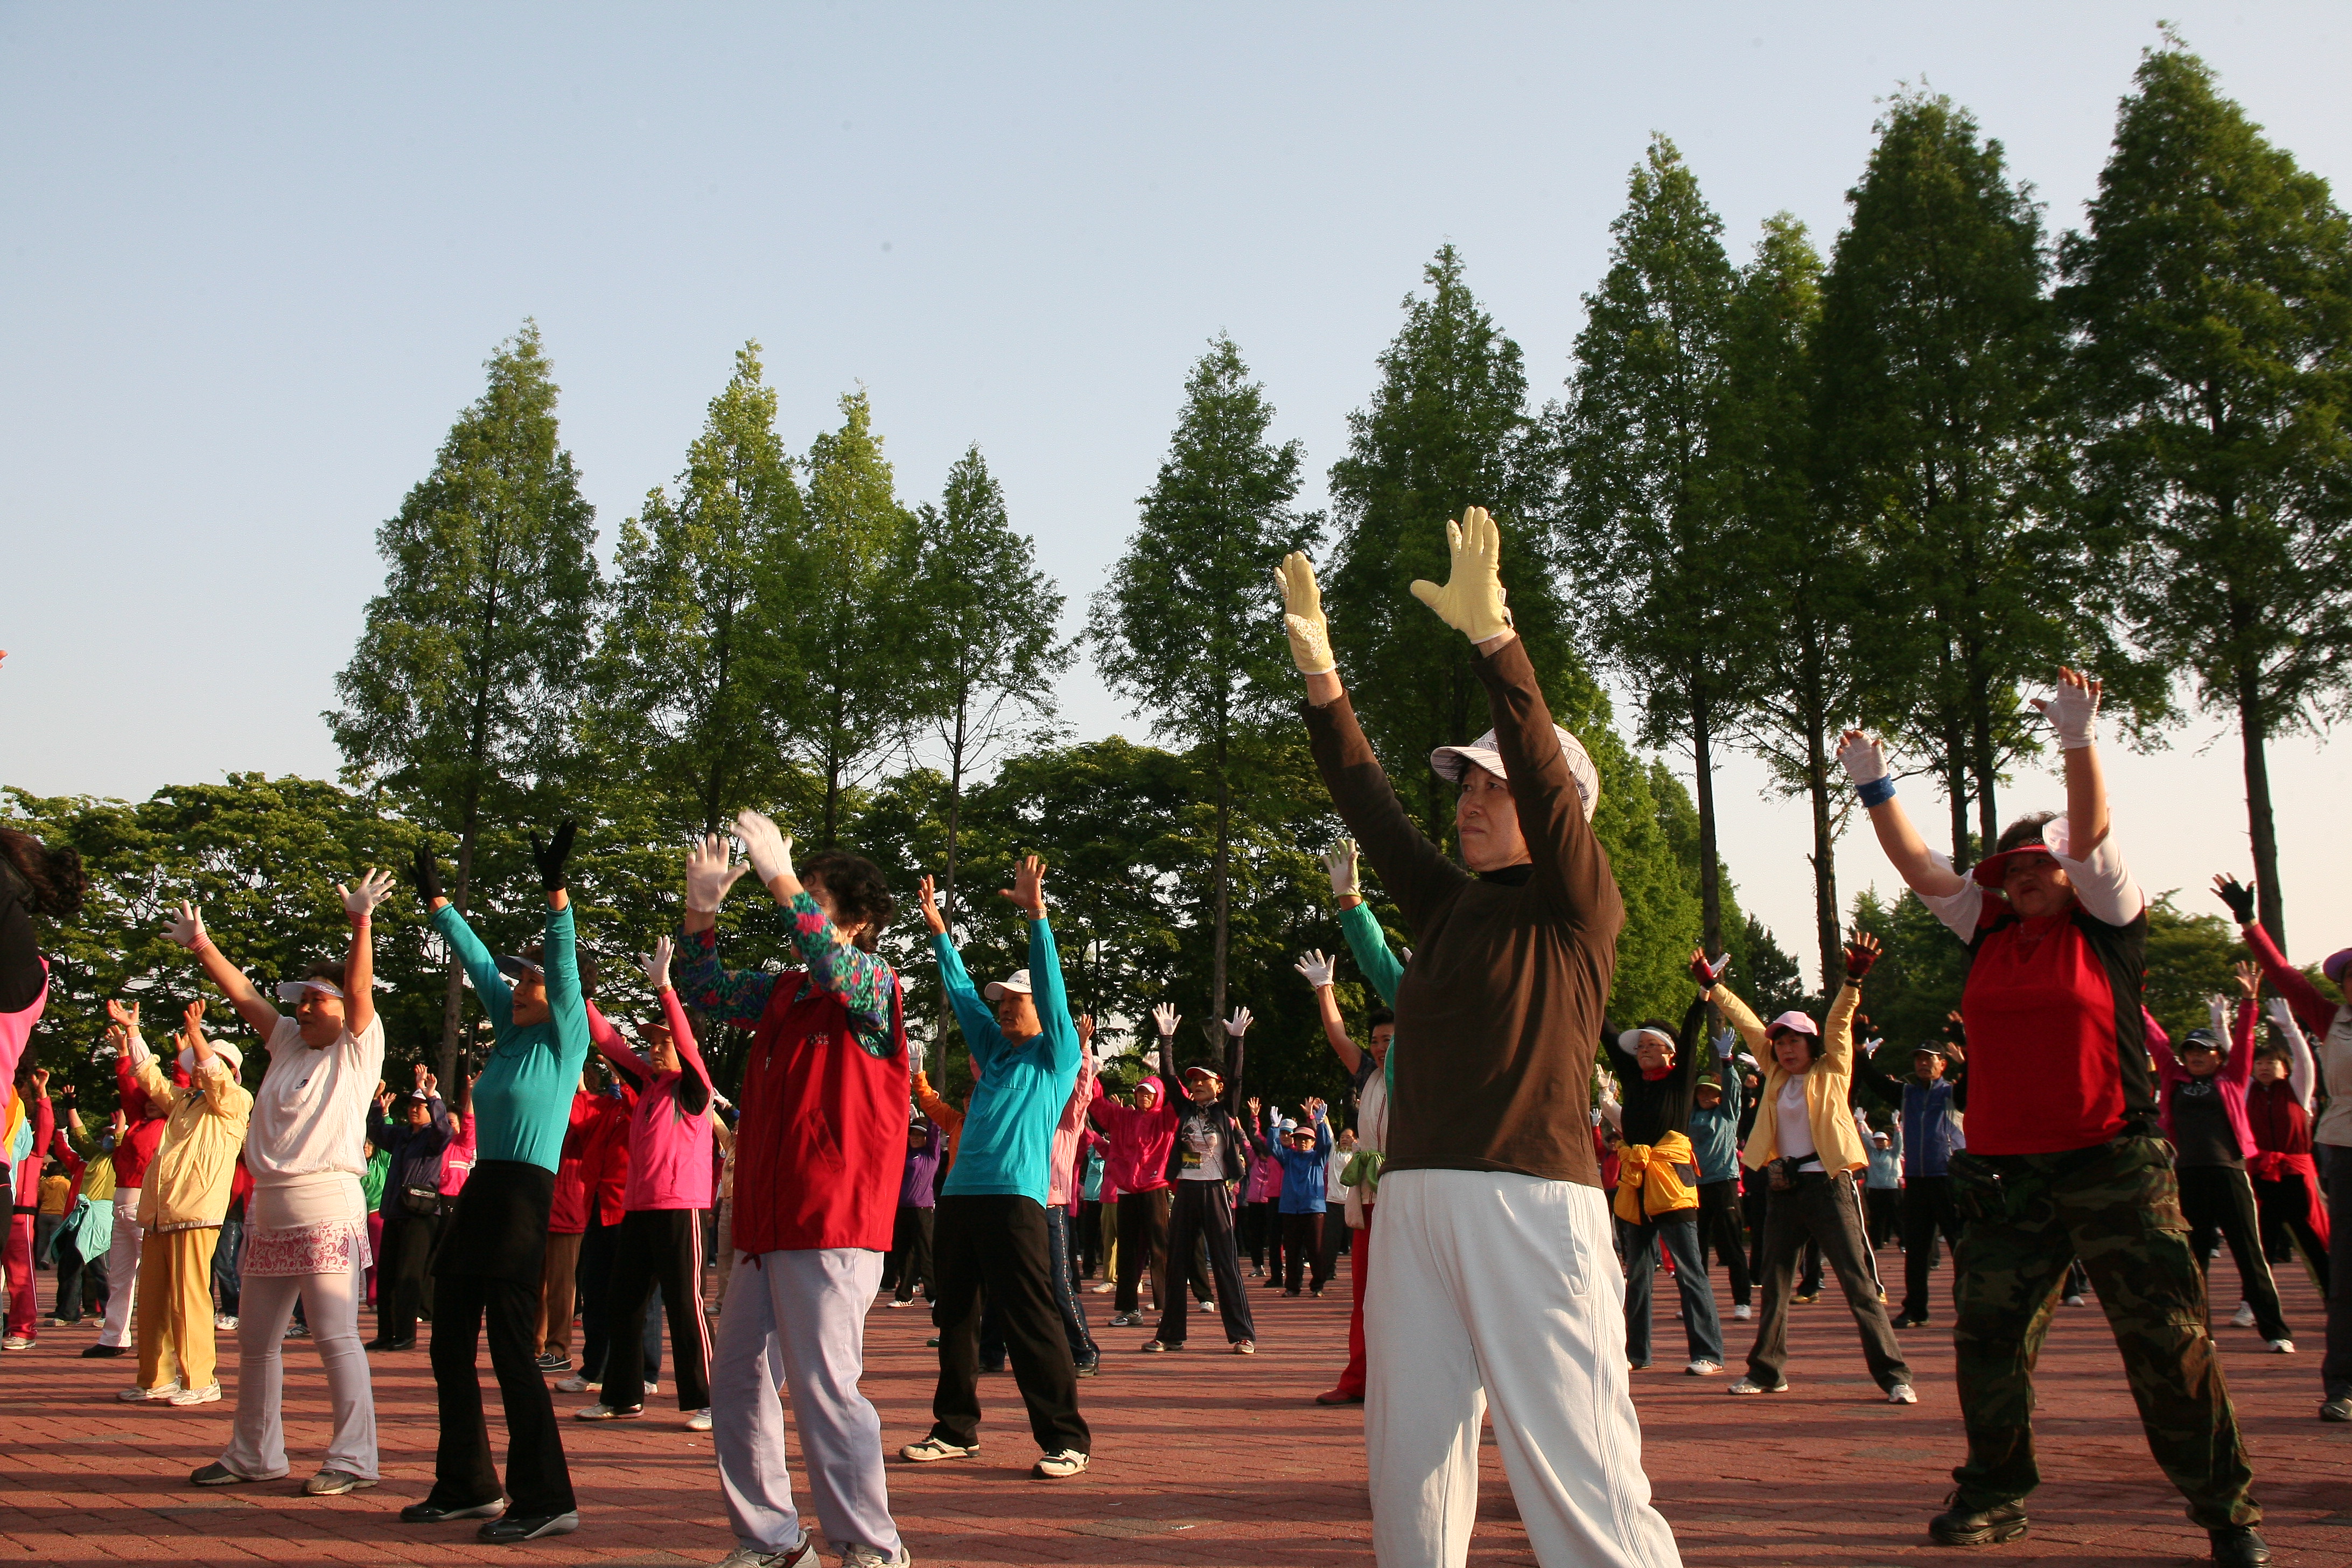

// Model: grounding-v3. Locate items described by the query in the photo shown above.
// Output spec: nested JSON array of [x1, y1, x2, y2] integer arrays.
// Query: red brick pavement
[[0, 1254, 2344, 1566]]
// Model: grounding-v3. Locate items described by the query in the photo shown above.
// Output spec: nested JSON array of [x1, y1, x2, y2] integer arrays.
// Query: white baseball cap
[[1430, 726, 1600, 822], [983, 969, 1033, 1002]]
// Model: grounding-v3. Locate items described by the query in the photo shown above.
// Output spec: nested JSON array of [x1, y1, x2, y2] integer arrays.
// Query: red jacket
[[11, 1091, 53, 1209], [1088, 1077, 1176, 1194], [548, 1089, 599, 1235], [732, 970, 908, 1255], [579, 1087, 635, 1230], [47, 1130, 86, 1207], [111, 1054, 172, 1189]]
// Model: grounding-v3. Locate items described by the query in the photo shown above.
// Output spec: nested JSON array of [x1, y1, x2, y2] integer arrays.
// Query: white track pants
[[220, 1255, 379, 1481], [1367, 1170, 1682, 1568], [97, 1196, 143, 1348], [712, 1247, 899, 1560]]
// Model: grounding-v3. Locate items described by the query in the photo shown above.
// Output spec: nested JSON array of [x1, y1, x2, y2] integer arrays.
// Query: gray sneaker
[[305, 1469, 379, 1495], [898, 1436, 976, 1462], [1726, 1376, 1788, 1395], [841, 1544, 912, 1567]]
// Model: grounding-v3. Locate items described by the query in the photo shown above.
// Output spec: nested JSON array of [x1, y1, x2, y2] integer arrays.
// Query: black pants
[[376, 1212, 438, 1345], [1241, 1200, 1274, 1269], [601, 1209, 710, 1413], [1076, 1200, 1102, 1277], [1693, 1178, 1751, 1307], [1155, 1181, 1254, 1346], [1746, 1170, 1910, 1391], [2322, 1146, 2352, 1402], [2251, 1172, 2328, 1292], [576, 1215, 661, 1386], [883, 1205, 935, 1301], [53, 1242, 88, 1321], [1280, 1212, 1327, 1292], [1114, 1189, 1206, 1314], [1899, 1174, 1964, 1322], [1044, 1205, 1096, 1370], [928, 1193, 1088, 1454], [1318, 1203, 1347, 1279], [1743, 1182, 1769, 1290], [2176, 1164, 2290, 1341], [1866, 1187, 1899, 1248]]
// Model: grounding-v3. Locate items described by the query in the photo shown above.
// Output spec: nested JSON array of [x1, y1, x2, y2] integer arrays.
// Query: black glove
[[2214, 876, 2256, 925], [410, 844, 443, 906], [530, 820, 577, 893]]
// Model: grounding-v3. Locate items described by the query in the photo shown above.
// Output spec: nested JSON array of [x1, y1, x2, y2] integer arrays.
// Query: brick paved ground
[[0, 1251, 2344, 1566]]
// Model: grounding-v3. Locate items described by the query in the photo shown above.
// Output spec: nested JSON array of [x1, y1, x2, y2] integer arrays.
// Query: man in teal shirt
[[402, 824, 590, 1544], [900, 855, 1091, 1480]]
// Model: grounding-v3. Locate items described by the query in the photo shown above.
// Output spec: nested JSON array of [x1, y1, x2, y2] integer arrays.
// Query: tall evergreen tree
[[905, 445, 1072, 1027], [2061, 40, 2352, 945], [593, 341, 809, 838], [1812, 92, 2074, 867], [1089, 334, 1318, 1024], [329, 323, 600, 1076], [800, 389, 922, 845], [1718, 216, 1861, 989], [1326, 245, 1564, 839], [1557, 136, 1754, 956]]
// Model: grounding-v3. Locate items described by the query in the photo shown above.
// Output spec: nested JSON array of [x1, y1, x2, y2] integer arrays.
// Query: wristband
[[1857, 778, 1897, 809]]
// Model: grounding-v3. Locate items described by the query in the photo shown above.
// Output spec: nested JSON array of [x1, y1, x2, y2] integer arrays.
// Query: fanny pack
[[398, 1185, 443, 1219]]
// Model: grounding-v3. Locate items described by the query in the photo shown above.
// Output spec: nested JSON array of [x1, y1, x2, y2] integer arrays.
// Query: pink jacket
[[1046, 1052, 1098, 1209], [1088, 1075, 1175, 1194], [587, 993, 715, 1213]]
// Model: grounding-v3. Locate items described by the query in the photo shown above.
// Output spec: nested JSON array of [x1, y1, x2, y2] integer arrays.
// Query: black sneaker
[[400, 1496, 507, 1523], [2208, 1526, 2270, 1566], [80, 1343, 126, 1359], [1928, 1492, 2028, 1546], [534, 1353, 572, 1373], [477, 1510, 579, 1543]]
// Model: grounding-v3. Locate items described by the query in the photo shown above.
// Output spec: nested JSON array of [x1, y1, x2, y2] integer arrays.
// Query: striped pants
[[600, 1208, 712, 1413]]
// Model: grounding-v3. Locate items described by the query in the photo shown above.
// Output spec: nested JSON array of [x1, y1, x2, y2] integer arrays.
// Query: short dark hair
[[1367, 1008, 1396, 1030], [0, 827, 83, 917], [1996, 811, 2060, 856], [799, 851, 894, 954], [521, 944, 600, 999], [303, 958, 351, 991], [1636, 1017, 1675, 1044]]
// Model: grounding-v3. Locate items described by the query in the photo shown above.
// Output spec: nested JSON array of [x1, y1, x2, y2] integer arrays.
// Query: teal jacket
[[935, 916, 1082, 1208], [1340, 900, 1404, 1096], [431, 901, 591, 1175]]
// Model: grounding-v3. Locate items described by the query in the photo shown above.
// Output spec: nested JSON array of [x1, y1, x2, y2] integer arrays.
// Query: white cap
[[178, 1041, 242, 1077], [1430, 726, 1600, 822], [983, 969, 1033, 1002]]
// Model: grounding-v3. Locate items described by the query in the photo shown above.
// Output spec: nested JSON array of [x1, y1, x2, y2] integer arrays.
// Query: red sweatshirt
[[1088, 1076, 1177, 1195]]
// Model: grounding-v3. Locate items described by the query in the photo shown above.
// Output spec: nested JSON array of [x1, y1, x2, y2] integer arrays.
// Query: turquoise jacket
[[935, 916, 1082, 1208], [1340, 900, 1404, 1096], [431, 901, 591, 1175]]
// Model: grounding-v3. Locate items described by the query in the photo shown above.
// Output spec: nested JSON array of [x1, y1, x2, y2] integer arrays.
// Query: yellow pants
[[136, 1226, 220, 1393]]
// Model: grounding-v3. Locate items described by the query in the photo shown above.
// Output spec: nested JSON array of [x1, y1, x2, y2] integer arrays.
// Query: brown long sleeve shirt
[[1302, 637, 1622, 1188]]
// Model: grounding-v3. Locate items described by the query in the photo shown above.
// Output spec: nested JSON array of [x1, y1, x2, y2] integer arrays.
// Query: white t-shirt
[[1776, 1078, 1821, 1172], [244, 1012, 387, 1182]]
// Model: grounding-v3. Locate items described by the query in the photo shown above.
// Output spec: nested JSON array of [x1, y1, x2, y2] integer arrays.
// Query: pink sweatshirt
[[587, 991, 715, 1213], [1088, 1075, 1177, 1194], [1046, 1052, 1098, 1209]]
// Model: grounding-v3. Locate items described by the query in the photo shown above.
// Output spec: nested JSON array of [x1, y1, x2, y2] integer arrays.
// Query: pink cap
[[1766, 1011, 1818, 1038], [2323, 949, 2352, 986]]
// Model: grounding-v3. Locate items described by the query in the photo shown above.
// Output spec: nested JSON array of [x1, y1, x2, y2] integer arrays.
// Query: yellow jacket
[[1725, 981, 1868, 1176], [132, 1041, 253, 1230], [1612, 1129, 1699, 1223]]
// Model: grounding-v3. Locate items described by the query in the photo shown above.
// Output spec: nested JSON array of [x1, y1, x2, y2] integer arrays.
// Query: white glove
[[733, 809, 794, 886], [909, 1039, 928, 1074], [638, 935, 674, 992], [1324, 839, 1359, 900], [1837, 732, 1888, 788], [1273, 552, 1336, 676], [685, 834, 750, 914], [2032, 670, 2101, 751], [167, 900, 209, 952], [1407, 507, 1513, 643], [338, 866, 396, 920], [1224, 1006, 1253, 1038], [1151, 1003, 1180, 1038], [1294, 950, 1335, 990]]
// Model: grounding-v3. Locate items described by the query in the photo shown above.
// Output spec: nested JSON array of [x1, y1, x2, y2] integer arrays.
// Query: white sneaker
[[119, 1380, 182, 1402], [1732, 1304, 1753, 1320], [713, 1548, 801, 1568], [574, 1402, 643, 1420], [2267, 1339, 2296, 1354], [841, 1544, 912, 1567], [2063, 1294, 2086, 1306], [887, 1298, 915, 1308], [215, 1314, 239, 1331], [647, 1380, 660, 1396], [899, 1436, 976, 1462], [1685, 1359, 1721, 1376], [686, 1408, 713, 1431], [2230, 1301, 2257, 1328], [1032, 1448, 1089, 1479], [170, 1382, 223, 1405], [1, 1334, 31, 1350], [556, 1374, 595, 1394], [1088, 1282, 1114, 1294], [1887, 1383, 1918, 1404]]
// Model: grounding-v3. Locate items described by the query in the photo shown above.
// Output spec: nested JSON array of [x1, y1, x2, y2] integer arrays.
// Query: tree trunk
[[1693, 694, 1723, 957], [1211, 724, 1231, 1032], [937, 699, 967, 1053], [1968, 659, 2000, 861], [2238, 667, 2285, 947], [1943, 718, 1971, 871], [438, 788, 480, 1091], [1805, 721, 1840, 997]]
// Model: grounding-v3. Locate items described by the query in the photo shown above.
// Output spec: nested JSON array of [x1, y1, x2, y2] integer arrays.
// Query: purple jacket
[[900, 1121, 943, 1208], [2146, 1006, 2256, 1163]]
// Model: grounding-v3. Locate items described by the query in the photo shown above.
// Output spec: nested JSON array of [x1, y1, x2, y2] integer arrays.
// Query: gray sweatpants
[[219, 1254, 379, 1480], [713, 1247, 899, 1559]]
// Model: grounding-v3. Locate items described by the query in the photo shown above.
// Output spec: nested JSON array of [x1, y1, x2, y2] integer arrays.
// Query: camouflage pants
[[1950, 1135, 2258, 1530]]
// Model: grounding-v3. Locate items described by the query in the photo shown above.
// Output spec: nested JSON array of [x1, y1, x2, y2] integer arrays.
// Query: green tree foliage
[[1325, 247, 1562, 841], [2061, 41, 2352, 947], [1813, 92, 2078, 869], [1089, 334, 1319, 1025], [801, 389, 922, 846], [327, 323, 600, 1078], [592, 341, 813, 840], [1557, 137, 1756, 957], [2141, 893, 2252, 1047], [1847, 886, 1971, 1052]]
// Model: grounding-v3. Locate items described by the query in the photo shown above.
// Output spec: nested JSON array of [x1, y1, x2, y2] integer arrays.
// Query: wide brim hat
[[1429, 726, 1601, 822], [1618, 1025, 1675, 1054], [1180, 1065, 1223, 1090], [1970, 816, 2075, 890]]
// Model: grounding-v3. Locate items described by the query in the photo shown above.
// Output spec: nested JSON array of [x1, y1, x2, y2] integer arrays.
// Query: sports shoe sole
[[1930, 1519, 2029, 1546]]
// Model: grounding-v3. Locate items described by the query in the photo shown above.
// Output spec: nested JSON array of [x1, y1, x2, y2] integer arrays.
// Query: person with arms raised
[[1274, 510, 1681, 1568], [1844, 669, 2266, 1567]]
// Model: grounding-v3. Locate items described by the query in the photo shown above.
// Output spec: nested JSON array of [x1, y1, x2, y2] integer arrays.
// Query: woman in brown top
[[1276, 509, 1681, 1568]]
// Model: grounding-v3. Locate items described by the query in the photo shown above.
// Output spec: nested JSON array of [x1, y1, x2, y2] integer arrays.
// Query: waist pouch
[[398, 1185, 443, 1219]]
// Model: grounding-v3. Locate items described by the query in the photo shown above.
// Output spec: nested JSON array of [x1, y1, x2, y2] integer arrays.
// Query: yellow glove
[[1408, 507, 1514, 643], [1273, 551, 1336, 676]]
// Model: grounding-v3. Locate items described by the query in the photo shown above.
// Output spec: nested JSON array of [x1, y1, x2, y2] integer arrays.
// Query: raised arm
[[336, 866, 395, 1037], [1006, 857, 1081, 1076], [673, 835, 776, 1027], [732, 814, 896, 1048], [164, 900, 278, 1038], [1840, 731, 1969, 902], [1293, 950, 1362, 1075], [1335, 899, 1405, 1010], [2269, 998, 2319, 1114], [585, 1002, 653, 1087], [2223, 964, 2260, 1089], [416, 844, 513, 1032], [530, 823, 591, 1072], [1819, 935, 1873, 1075], [644, 939, 712, 1114], [1703, 980, 1771, 1060], [2214, 876, 2337, 1038]]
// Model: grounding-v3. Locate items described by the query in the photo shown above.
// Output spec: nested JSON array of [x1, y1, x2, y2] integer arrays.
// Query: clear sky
[[5, 2, 2347, 981]]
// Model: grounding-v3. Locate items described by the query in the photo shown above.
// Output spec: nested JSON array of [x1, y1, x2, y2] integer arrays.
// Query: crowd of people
[[0, 508, 2341, 1567]]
